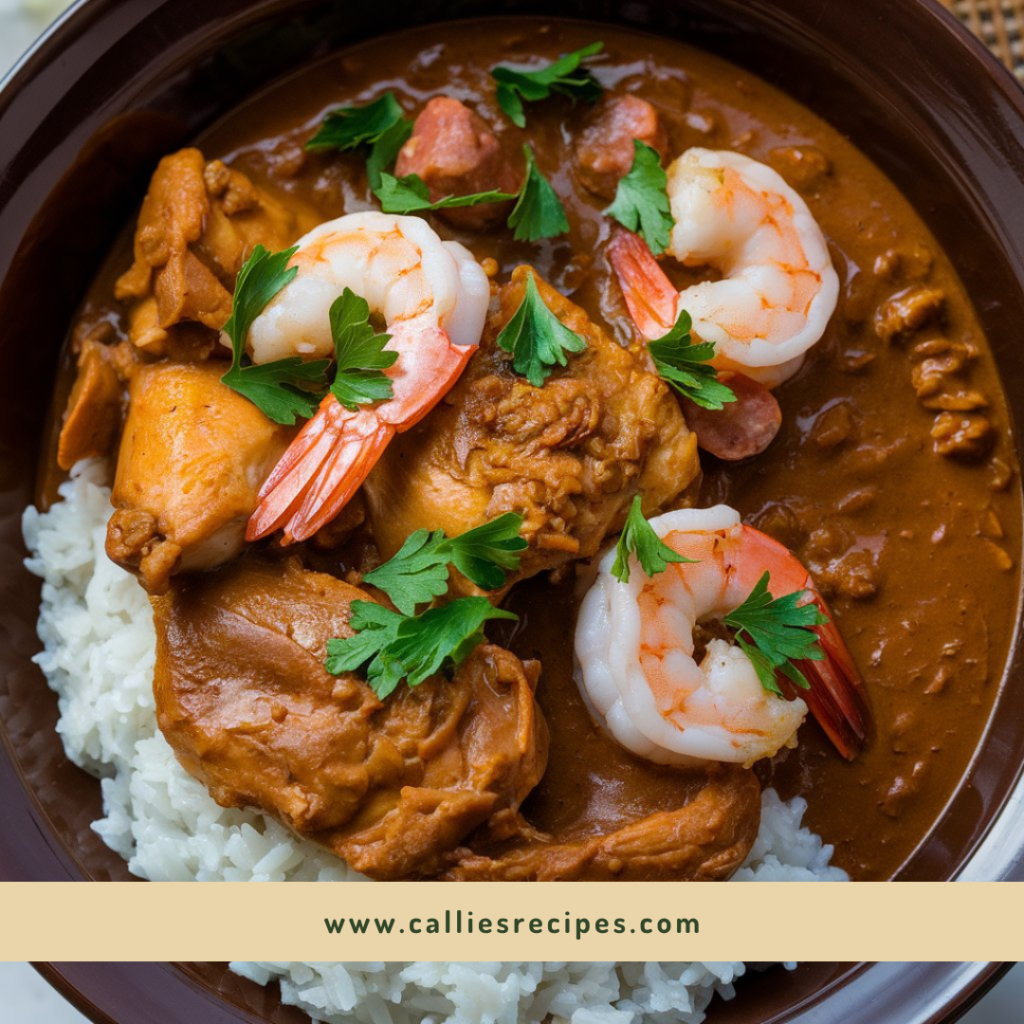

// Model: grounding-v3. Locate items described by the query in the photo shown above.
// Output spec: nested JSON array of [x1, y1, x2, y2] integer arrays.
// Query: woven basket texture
[[939, 0, 1024, 79]]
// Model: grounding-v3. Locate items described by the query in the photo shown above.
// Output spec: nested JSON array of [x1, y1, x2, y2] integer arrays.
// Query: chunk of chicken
[[574, 95, 668, 200], [362, 267, 699, 586], [442, 770, 761, 881], [56, 338, 128, 471], [106, 361, 293, 593], [114, 148, 312, 357], [395, 97, 522, 230], [153, 557, 547, 879]]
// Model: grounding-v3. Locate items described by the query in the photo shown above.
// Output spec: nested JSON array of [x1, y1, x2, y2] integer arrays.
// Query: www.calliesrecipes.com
[[324, 910, 700, 940]]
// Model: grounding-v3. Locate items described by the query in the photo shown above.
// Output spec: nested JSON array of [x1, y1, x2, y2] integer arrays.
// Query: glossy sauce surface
[[59, 18, 1022, 879]]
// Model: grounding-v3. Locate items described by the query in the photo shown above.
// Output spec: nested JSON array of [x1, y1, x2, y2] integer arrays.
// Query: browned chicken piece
[[362, 267, 699, 586], [395, 97, 522, 230], [574, 95, 668, 200], [442, 770, 761, 881], [106, 361, 293, 594], [153, 557, 548, 880], [57, 339, 127, 471], [114, 148, 313, 357]]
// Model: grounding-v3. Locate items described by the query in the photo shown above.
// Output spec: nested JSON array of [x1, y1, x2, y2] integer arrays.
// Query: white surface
[[0, 0, 71, 77], [3, 962, 1022, 1023]]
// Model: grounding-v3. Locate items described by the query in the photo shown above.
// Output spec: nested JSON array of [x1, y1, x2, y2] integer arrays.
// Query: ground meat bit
[[919, 388, 988, 413], [395, 97, 522, 230], [836, 487, 878, 515], [837, 348, 876, 374], [768, 145, 832, 193], [263, 136, 308, 180], [748, 502, 804, 551], [809, 400, 857, 450], [931, 411, 995, 461], [909, 338, 989, 413], [803, 526, 881, 601], [874, 285, 945, 342], [872, 243, 933, 284], [574, 95, 668, 200], [841, 269, 876, 328], [910, 341, 972, 396], [879, 760, 928, 820], [830, 549, 880, 600]]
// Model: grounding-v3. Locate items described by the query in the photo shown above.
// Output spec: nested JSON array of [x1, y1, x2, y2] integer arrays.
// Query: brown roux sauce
[[50, 19, 1021, 879]]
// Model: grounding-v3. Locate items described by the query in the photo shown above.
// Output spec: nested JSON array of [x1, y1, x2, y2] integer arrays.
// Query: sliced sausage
[[395, 97, 521, 230], [574, 95, 668, 200], [680, 372, 782, 460]]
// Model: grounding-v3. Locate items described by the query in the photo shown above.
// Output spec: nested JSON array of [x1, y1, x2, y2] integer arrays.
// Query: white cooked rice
[[21, 458, 846, 884], [226, 961, 793, 1024]]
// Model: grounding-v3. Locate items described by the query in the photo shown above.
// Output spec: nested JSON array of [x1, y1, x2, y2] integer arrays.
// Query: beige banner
[[1, 882, 1023, 960]]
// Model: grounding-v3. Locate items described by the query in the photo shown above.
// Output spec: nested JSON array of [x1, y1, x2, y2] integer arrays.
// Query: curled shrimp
[[609, 148, 840, 388], [244, 212, 490, 544], [575, 505, 868, 766]]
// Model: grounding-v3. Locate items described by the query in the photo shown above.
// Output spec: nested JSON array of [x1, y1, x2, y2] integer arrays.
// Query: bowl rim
[[0, 0, 1021, 1021], [1, 0, 1022, 883], [29, 961, 1016, 1024]]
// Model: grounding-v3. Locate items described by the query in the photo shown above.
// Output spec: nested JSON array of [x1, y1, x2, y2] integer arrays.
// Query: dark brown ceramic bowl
[[30, 962, 1014, 1024], [1, 0, 1024, 1019]]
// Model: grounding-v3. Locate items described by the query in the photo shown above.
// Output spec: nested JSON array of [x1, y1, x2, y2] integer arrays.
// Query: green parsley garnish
[[492, 42, 604, 128], [375, 172, 517, 214], [328, 288, 397, 411], [610, 495, 694, 584], [220, 245, 330, 425], [325, 597, 517, 698], [306, 92, 407, 153], [508, 145, 570, 242], [724, 571, 828, 696], [305, 92, 414, 190], [648, 310, 737, 411], [364, 117, 414, 190], [363, 513, 527, 615], [605, 140, 674, 255], [495, 273, 588, 387], [374, 146, 568, 241]]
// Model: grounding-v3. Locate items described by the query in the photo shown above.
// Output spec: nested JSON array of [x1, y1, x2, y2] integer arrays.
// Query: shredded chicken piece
[[363, 266, 700, 589], [441, 770, 761, 881], [153, 557, 547, 879], [115, 148, 311, 356], [105, 361, 293, 593]]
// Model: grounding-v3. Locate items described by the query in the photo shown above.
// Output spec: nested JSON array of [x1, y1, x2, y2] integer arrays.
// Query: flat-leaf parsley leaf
[[374, 172, 516, 214], [610, 494, 694, 584], [220, 245, 330, 425], [724, 571, 828, 696], [492, 42, 604, 128], [306, 92, 407, 152], [507, 145, 570, 242], [328, 288, 397, 411], [605, 140, 674, 255], [648, 310, 737, 411], [363, 513, 527, 615], [325, 597, 517, 698], [495, 273, 587, 387]]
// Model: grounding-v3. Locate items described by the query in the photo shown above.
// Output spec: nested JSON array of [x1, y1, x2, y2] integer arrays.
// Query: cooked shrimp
[[608, 148, 839, 388], [575, 505, 868, 766], [244, 211, 490, 543]]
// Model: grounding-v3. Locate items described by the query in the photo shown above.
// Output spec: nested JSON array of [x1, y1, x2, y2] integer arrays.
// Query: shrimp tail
[[607, 229, 678, 338], [785, 601, 871, 761], [247, 395, 392, 544]]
